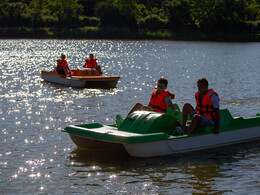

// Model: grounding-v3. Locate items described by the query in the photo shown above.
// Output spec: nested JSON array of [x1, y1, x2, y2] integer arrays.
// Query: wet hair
[[158, 77, 168, 87], [197, 78, 208, 87]]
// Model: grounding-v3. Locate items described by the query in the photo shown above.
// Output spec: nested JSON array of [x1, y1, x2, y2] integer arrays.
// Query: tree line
[[0, 0, 259, 39]]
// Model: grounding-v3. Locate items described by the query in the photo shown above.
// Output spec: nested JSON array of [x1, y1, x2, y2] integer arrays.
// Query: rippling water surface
[[0, 39, 260, 194]]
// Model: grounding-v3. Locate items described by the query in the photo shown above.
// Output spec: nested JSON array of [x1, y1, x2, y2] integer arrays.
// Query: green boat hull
[[63, 105, 260, 157]]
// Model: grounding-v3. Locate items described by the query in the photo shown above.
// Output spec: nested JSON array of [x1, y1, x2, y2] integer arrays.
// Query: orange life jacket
[[149, 90, 175, 113], [57, 59, 69, 70], [195, 89, 219, 120], [84, 59, 97, 68]]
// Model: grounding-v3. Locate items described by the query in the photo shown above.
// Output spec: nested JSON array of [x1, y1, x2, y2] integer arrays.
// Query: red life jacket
[[149, 90, 175, 113], [84, 59, 97, 68], [195, 89, 219, 120], [57, 59, 69, 70]]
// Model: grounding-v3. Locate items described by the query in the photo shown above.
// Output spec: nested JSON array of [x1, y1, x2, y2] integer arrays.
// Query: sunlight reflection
[[110, 174, 116, 179], [1, 39, 260, 194]]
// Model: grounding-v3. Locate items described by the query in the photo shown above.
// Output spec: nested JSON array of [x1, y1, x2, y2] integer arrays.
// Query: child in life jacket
[[116, 78, 179, 126]]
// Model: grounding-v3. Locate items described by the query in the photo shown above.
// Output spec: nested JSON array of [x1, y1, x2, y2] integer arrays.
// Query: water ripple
[[0, 40, 260, 194]]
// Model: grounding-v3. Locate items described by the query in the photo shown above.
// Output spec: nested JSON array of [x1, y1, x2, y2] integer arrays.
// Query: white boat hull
[[42, 73, 86, 87], [123, 126, 260, 157], [41, 70, 120, 88]]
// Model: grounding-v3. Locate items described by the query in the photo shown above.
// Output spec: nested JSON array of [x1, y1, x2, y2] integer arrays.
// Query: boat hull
[[63, 109, 260, 158], [41, 70, 120, 88], [66, 125, 260, 157], [69, 134, 123, 149], [124, 126, 260, 157]]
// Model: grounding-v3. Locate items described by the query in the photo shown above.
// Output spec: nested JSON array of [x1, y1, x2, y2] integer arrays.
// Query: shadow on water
[[70, 145, 130, 166], [70, 140, 260, 168], [67, 141, 260, 194]]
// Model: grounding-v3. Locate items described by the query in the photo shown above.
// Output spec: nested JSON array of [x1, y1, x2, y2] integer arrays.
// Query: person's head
[[157, 77, 168, 93], [61, 53, 66, 60], [89, 53, 94, 60], [197, 78, 208, 95]]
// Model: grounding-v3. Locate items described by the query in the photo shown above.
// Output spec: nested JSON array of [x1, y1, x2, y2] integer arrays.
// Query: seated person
[[56, 53, 71, 76], [181, 78, 220, 135], [84, 53, 97, 68], [83, 53, 102, 74], [116, 78, 178, 126]]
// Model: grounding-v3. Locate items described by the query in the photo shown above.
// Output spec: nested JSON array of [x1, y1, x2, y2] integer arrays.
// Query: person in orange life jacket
[[127, 78, 179, 116], [181, 78, 220, 135], [56, 53, 71, 76], [83, 53, 97, 68], [83, 53, 102, 74]]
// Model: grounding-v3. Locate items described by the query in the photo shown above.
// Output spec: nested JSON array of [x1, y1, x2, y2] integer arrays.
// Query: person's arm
[[169, 101, 179, 115], [147, 94, 153, 108], [65, 60, 70, 70], [164, 95, 178, 115], [211, 94, 220, 134], [214, 108, 220, 134]]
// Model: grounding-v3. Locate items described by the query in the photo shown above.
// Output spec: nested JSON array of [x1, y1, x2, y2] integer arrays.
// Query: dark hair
[[197, 78, 208, 87], [158, 77, 168, 87]]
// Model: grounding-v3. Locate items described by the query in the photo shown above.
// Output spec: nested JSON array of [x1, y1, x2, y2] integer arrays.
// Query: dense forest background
[[0, 0, 259, 40]]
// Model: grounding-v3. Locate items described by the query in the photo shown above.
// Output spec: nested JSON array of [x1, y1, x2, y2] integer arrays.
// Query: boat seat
[[219, 109, 234, 126], [72, 69, 87, 76], [191, 109, 235, 134], [166, 104, 191, 121]]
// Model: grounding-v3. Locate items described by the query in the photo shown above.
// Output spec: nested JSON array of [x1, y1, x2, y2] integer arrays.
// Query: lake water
[[0, 39, 260, 194]]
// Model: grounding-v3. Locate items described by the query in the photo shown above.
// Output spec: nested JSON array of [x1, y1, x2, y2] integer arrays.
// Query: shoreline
[[0, 27, 259, 42]]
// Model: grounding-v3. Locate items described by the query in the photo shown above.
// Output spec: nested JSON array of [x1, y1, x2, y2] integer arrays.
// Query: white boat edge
[[123, 126, 260, 157], [41, 73, 86, 87], [41, 71, 120, 88]]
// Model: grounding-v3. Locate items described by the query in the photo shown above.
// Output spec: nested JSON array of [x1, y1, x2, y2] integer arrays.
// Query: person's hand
[[174, 110, 179, 115]]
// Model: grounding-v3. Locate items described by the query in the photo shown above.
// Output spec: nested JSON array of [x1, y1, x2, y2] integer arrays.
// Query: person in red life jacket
[[83, 53, 97, 68], [56, 53, 71, 76], [127, 78, 179, 116], [83, 53, 102, 74], [181, 78, 220, 135], [116, 78, 178, 126]]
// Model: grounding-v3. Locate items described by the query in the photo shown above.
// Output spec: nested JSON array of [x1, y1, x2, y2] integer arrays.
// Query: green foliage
[[26, 0, 84, 27], [191, 0, 250, 31], [79, 16, 100, 27], [140, 14, 168, 30], [166, 0, 194, 30], [94, 0, 138, 28], [0, 0, 259, 39], [146, 30, 172, 39], [52, 0, 84, 27], [0, 2, 31, 27]]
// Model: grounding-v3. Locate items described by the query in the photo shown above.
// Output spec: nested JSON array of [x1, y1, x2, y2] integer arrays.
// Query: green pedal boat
[[63, 105, 260, 157]]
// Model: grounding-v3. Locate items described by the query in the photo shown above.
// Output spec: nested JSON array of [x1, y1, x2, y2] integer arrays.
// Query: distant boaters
[[83, 53, 102, 75], [56, 53, 71, 77], [84, 53, 97, 68]]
